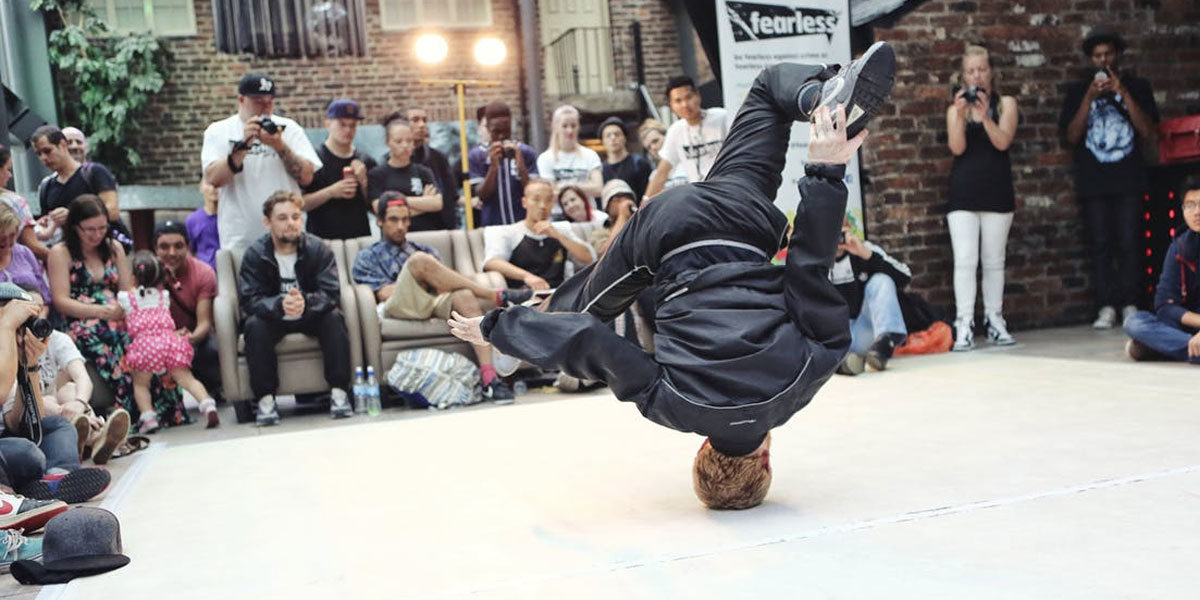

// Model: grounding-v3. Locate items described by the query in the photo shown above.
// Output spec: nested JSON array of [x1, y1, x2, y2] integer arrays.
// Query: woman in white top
[[536, 105, 604, 210]]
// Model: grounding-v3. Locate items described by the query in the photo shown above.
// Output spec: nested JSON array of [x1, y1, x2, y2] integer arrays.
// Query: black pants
[[1081, 193, 1141, 309], [193, 334, 223, 401], [243, 311, 351, 399]]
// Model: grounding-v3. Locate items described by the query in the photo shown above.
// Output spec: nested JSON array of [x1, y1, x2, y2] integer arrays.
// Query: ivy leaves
[[31, 0, 168, 175]]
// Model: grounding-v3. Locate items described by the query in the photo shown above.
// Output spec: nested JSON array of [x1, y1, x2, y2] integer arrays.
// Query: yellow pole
[[456, 83, 475, 231]]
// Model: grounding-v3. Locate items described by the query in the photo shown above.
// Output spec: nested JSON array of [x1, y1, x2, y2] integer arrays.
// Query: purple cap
[[326, 99, 365, 120]]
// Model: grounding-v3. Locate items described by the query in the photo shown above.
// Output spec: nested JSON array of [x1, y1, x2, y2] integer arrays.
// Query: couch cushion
[[379, 316, 452, 339], [237, 332, 321, 354]]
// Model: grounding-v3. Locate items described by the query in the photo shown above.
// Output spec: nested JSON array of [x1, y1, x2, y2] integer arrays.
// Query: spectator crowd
[[0, 24, 1195, 573]]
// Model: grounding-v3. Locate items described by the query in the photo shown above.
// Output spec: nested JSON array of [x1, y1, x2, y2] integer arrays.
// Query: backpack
[[386, 348, 482, 410]]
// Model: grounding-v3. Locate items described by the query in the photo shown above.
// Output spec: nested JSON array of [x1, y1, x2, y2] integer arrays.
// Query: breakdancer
[[449, 42, 896, 509]]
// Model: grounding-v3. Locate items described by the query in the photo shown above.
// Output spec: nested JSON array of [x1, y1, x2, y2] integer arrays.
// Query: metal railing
[[545, 22, 645, 98]]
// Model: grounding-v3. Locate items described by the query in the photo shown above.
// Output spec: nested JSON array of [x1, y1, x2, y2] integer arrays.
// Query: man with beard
[[152, 221, 223, 404], [239, 192, 351, 425]]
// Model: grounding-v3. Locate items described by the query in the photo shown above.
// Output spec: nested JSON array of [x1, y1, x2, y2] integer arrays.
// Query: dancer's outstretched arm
[[449, 308, 661, 400]]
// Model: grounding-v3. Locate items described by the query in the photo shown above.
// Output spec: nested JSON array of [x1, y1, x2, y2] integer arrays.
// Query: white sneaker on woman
[[985, 313, 1015, 346], [952, 317, 974, 352], [1092, 306, 1117, 329]]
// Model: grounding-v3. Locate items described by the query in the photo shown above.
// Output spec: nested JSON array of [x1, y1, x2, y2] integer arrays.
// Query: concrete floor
[[6, 325, 1198, 599]]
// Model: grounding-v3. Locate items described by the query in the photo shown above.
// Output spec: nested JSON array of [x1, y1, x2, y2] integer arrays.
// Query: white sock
[[198, 398, 217, 413], [258, 395, 275, 412], [331, 388, 347, 403]]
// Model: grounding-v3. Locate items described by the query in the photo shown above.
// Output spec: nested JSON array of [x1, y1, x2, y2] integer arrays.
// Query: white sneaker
[[952, 317, 974, 352], [1092, 306, 1117, 329], [491, 349, 522, 377], [985, 313, 1015, 346], [1121, 304, 1138, 324], [256, 395, 280, 426], [329, 388, 352, 419]]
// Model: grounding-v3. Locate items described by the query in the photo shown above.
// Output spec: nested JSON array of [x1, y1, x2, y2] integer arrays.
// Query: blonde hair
[[637, 118, 666, 141], [548, 104, 580, 161], [0, 202, 19, 236], [956, 44, 998, 91]]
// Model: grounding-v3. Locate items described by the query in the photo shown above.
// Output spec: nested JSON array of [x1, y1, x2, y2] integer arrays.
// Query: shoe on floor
[[199, 398, 221, 429], [866, 335, 897, 371], [482, 379, 515, 405], [91, 408, 130, 466], [1, 529, 43, 573], [71, 413, 89, 460], [810, 41, 896, 138], [985, 313, 1016, 346], [0, 491, 68, 533], [329, 388, 352, 420], [1125, 339, 1159, 361], [952, 317, 975, 352], [1121, 304, 1138, 324], [135, 412, 160, 435], [491, 350, 522, 378], [19, 468, 111, 504], [836, 352, 865, 376], [555, 372, 581, 392], [497, 288, 534, 307], [1093, 306, 1117, 329], [256, 395, 280, 427]]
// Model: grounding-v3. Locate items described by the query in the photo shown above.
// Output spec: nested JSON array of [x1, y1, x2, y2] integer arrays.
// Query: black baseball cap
[[598, 116, 626, 137], [326, 99, 364, 120], [153, 220, 189, 245], [238, 73, 277, 97]]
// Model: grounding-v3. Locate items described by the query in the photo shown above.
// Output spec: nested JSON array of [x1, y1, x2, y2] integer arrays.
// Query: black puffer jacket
[[238, 233, 341, 321]]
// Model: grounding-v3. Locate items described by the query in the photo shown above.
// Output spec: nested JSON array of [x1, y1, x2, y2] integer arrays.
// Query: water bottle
[[352, 366, 366, 414], [366, 366, 382, 417], [513, 380, 528, 396]]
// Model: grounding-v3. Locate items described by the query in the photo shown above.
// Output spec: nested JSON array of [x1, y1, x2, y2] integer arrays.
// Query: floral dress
[[65, 257, 190, 426]]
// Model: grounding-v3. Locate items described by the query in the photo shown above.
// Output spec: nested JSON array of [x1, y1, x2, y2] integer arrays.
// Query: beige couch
[[464, 222, 603, 289], [213, 239, 363, 422]]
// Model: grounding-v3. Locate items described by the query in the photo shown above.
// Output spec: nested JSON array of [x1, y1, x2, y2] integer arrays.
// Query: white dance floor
[[41, 347, 1200, 600]]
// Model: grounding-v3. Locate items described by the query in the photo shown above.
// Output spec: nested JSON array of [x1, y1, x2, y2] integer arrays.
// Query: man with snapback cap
[[201, 72, 322, 253], [302, 99, 377, 240]]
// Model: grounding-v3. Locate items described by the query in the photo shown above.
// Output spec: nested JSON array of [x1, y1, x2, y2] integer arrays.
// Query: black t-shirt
[[303, 144, 377, 239], [39, 162, 117, 215], [602, 154, 653, 202], [413, 144, 459, 230], [1058, 74, 1159, 197], [367, 162, 443, 231]]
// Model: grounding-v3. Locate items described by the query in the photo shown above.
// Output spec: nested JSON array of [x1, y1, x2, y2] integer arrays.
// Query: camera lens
[[24, 317, 53, 340]]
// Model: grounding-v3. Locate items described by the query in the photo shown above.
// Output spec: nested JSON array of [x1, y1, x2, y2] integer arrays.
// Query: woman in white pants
[[945, 45, 1019, 350]]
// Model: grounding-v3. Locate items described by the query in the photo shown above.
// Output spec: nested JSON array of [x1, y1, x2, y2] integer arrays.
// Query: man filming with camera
[[202, 72, 322, 253]]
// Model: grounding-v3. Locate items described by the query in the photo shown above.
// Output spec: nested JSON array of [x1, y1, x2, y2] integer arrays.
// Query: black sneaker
[[836, 352, 865, 376], [19, 468, 111, 504], [811, 41, 896, 138], [1125, 339, 1161, 362], [866, 335, 897, 371], [483, 379, 515, 405], [498, 288, 534, 307]]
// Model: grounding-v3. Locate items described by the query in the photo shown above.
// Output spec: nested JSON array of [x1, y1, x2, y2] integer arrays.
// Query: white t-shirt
[[4, 330, 83, 412], [660, 108, 730, 183], [536, 147, 602, 188], [483, 221, 593, 277], [200, 114, 322, 253], [275, 251, 301, 320]]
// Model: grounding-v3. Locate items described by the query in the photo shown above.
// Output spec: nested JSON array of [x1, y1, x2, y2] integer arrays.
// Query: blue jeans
[[0, 415, 81, 487], [849, 273, 908, 355], [1123, 310, 1200, 364]]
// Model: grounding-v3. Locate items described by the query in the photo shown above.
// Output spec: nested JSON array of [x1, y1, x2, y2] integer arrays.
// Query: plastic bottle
[[513, 380, 528, 396], [366, 366, 382, 417], [352, 366, 366, 414]]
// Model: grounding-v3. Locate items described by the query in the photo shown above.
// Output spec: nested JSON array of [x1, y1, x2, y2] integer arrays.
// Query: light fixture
[[474, 37, 506, 66], [415, 33, 448, 64]]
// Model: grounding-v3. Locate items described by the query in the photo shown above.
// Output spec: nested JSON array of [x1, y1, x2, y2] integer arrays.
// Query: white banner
[[715, 0, 864, 236]]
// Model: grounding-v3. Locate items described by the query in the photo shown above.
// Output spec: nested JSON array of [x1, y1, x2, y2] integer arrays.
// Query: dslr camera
[[258, 116, 286, 135], [0, 296, 52, 340], [959, 85, 982, 104], [500, 140, 516, 159]]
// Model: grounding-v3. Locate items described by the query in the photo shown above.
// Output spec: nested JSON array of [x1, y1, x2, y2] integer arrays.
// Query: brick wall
[[606, 0, 684, 104], [117, 0, 526, 185], [862, 0, 1200, 329]]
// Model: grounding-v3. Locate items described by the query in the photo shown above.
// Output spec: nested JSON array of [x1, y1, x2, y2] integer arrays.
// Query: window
[[380, 0, 492, 31], [89, 0, 197, 36], [212, 0, 368, 58]]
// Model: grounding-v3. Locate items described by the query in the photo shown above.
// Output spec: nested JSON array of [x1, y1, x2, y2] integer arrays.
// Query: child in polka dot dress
[[119, 251, 219, 431]]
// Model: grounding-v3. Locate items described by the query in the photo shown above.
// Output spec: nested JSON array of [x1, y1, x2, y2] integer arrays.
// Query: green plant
[[30, 0, 168, 177]]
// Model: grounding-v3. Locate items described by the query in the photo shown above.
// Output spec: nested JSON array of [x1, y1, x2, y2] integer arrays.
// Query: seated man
[[1124, 175, 1200, 364], [831, 224, 911, 374], [0, 283, 111, 504], [482, 179, 595, 291], [449, 45, 897, 509], [240, 191, 352, 425], [591, 179, 639, 258], [153, 222, 223, 405], [351, 192, 528, 403]]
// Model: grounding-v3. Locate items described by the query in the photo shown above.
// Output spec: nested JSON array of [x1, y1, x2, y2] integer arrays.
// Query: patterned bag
[[386, 348, 482, 410]]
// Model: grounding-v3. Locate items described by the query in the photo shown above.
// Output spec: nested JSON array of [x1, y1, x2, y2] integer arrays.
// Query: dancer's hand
[[1189, 330, 1200, 359], [447, 311, 488, 346], [808, 104, 867, 165]]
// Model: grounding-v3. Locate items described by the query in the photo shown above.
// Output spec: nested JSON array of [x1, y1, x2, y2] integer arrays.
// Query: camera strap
[[14, 336, 43, 446]]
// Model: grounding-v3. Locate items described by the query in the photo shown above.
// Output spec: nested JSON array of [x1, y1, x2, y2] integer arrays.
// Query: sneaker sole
[[865, 352, 889, 371], [0, 501, 68, 533], [22, 470, 112, 504], [256, 416, 280, 427], [205, 408, 221, 428], [837, 353, 865, 375], [824, 41, 896, 138], [72, 414, 90, 459], [91, 409, 130, 466]]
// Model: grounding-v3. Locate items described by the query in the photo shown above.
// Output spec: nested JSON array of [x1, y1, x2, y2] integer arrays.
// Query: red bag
[[1158, 116, 1200, 165], [894, 321, 953, 356]]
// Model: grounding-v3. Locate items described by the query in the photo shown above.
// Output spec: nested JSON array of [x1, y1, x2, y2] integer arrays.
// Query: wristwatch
[[227, 152, 244, 174], [26, 364, 40, 373]]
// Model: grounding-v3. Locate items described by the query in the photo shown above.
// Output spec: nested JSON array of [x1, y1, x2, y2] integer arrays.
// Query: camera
[[501, 141, 516, 159], [258, 116, 286, 135], [23, 317, 52, 340], [962, 85, 981, 104]]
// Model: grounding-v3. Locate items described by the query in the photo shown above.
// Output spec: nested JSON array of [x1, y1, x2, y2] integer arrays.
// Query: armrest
[[354, 283, 383, 374], [340, 277, 363, 373], [213, 289, 243, 401]]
